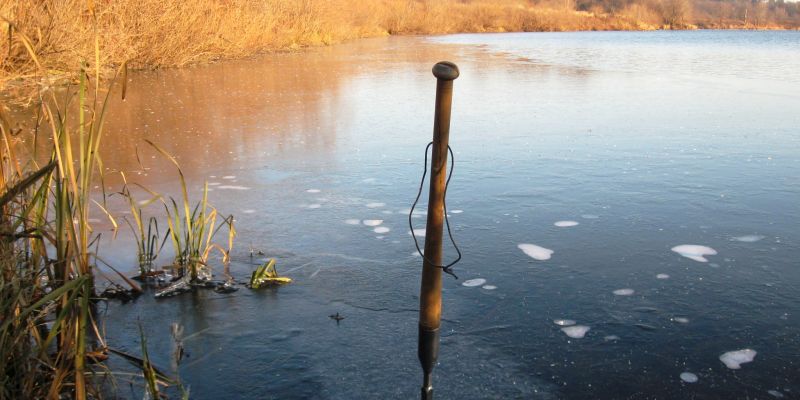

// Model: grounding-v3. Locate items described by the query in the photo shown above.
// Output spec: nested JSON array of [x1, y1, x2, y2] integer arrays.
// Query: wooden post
[[418, 61, 459, 400]]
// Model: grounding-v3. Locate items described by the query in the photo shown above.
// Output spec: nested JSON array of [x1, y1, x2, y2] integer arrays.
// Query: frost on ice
[[732, 235, 764, 243]]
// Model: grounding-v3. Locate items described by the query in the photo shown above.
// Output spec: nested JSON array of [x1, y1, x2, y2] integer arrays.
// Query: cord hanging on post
[[409, 142, 461, 279]]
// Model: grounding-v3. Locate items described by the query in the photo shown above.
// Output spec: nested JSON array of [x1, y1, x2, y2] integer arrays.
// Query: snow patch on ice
[[680, 372, 698, 383], [719, 349, 757, 369], [554, 220, 579, 227], [411, 228, 426, 237], [672, 245, 718, 263], [518, 244, 553, 261], [462, 278, 486, 287], [561, 325, 590, 339]]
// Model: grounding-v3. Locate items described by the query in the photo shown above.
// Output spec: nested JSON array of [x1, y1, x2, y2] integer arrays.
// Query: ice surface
[[656, 274, 670, 279], [482, 285, 497, 290], [373, 227, 390, 234], [613, 288, 635, 296], [344, 219, 361, 225], [363, 220, 383, 227], [561, 325, 590, 338], [719, 349, 757, 369], [366, 202, 385, 208], [671, 245, 718, 262], [306, 189, 321, 193], [518, 244, 553, 261]]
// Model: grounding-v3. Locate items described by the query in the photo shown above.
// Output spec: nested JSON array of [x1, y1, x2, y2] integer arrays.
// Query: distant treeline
[[1, 0, 798, 93], [568, 0, 800, 28]]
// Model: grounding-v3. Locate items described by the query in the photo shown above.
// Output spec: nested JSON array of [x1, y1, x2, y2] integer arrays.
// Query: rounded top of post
[[432, 61, 459, 81]]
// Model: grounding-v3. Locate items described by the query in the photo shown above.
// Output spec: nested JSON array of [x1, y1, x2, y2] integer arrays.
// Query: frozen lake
[[91, 30, 800, 399]]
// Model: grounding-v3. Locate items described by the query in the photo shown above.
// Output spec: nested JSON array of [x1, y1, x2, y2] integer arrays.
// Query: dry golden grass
[[3, 0, 800, 91], [0, 0, 655, 90]]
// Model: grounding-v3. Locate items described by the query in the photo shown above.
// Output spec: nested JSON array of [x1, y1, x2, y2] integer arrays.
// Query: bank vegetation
[[2, 0, 799, 92]]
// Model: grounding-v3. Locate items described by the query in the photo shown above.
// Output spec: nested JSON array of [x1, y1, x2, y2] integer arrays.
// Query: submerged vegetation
[[2, 0, 800, 93]]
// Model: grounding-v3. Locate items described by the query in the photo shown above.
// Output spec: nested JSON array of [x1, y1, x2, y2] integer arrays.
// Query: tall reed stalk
[[0, 16, 125, 398]]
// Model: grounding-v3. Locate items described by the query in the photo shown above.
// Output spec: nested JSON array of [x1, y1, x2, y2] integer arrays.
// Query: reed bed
[[0, 53, 120, 397], [0, 0, 685, 92], [0, 11, 234, 397], [3, 0, 800, 92]]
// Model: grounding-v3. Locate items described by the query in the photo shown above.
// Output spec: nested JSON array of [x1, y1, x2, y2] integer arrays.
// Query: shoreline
[[3, 0, 799, 98], [1, 27, 797, 101]]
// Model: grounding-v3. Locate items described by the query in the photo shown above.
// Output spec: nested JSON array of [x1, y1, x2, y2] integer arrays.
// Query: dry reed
[[0, 0, 671, 92]]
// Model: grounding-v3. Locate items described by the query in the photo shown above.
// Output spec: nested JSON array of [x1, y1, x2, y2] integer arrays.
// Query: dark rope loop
[[409, 142, 462, 279]]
